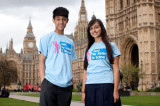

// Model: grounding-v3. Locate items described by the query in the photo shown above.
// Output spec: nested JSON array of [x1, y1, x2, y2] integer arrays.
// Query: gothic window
[[127, 0, 130, 6], [79, 50, 80, 58], [26, 80, 28, 84], [26, 73, 28, 77], [26, 65, 28, 70], [23, 65, 25, 70], [126, 17, 129, 30], [33, 65, 35, 71], [29, 79, 31, 84], [120, 0, 123, 9], [78, 61, 80, 69], [29, 65, 31, 71], [29, 73, 31, 78]]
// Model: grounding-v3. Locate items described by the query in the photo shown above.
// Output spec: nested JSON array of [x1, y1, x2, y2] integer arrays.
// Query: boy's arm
[[39, 53, 46, 83]]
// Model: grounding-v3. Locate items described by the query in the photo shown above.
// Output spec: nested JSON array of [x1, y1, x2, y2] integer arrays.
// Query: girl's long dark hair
[[84, 19, 113, 70]]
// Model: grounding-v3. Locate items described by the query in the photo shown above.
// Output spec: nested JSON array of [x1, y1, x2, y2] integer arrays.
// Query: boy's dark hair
[[53, 7, 69, 19]]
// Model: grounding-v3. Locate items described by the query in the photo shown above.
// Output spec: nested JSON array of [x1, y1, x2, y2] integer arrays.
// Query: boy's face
[[53, 16, 68, 32]]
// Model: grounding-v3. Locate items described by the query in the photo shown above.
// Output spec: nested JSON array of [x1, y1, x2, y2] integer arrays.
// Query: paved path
[[9, 94, 84, 106], [9, 93, 131, 106]]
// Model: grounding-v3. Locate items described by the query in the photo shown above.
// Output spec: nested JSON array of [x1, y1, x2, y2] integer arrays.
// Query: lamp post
[[141, 60, 143, 91]]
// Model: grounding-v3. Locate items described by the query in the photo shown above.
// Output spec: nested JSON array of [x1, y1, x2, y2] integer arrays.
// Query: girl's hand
[[113, 90, 119, 103], [82, 92, 85, 104]]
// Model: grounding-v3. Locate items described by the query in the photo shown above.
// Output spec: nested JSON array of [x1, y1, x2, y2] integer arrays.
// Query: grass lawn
[[121, 95, 160, 106], [20, 93, 160, 106], [0, 98, 39, 106], [21, 94, 40, 97], [21, 94, 82, 101]]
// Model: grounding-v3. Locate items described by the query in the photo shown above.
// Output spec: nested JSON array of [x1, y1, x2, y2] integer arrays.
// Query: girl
[[82, 19, 121, 106]]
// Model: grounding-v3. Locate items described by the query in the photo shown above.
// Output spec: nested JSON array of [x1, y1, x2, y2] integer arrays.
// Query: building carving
[[105, 0, 160, 90]]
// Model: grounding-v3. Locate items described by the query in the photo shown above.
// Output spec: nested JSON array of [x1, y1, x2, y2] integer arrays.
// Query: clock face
[[81, 14, 85, 20], [28, 42, 34, 48]]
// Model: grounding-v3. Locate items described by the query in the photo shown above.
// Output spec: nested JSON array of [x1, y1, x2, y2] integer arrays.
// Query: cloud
[[0, 0, 106, 53], [0, 0, 78, 9]]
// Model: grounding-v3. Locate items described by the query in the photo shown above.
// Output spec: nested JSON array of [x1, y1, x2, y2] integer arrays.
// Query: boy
[[39, 7, 77, 106]]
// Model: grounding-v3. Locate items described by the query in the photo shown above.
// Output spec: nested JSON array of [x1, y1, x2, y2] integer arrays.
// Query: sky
[[0, 0, 106, 53]]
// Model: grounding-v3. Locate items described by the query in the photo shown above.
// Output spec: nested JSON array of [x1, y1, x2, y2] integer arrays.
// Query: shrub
[[72, 88, 78, 92], [146, 87, 160, 92]]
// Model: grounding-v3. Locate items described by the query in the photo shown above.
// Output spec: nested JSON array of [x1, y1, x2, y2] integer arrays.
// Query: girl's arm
[[82, 70, 87, 104], [112, 56, 120, 103]]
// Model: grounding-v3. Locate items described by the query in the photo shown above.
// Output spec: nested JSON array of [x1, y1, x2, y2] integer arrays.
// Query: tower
[[74, 0, 88, 42], [23, 20, 36, 54], [73, 0, 88, 88], [105, 0, 160, 90]]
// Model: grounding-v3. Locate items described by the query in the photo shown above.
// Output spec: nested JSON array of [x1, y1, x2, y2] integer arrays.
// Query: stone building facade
[[0, 20, 40, 90], [105, 0, 160, 90], [73, 0, 88, 88]]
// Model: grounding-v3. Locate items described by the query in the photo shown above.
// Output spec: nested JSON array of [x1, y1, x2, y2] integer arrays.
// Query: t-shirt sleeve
[[39, 35, 48, 57], [72, 40, 77, 61], [111, 42, 121, 57]]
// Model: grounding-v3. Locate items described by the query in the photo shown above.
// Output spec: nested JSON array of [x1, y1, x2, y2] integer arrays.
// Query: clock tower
[[73, 0, 88, 88], [23, 20, 37, 53], [79, 0, 87, 22]]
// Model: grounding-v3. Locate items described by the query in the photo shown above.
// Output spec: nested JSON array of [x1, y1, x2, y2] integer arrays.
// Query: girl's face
[[90, 21, 102, 39]]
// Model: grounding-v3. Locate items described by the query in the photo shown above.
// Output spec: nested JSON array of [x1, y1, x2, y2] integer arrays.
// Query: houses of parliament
[[73, 0, 160, 91], [0, 20, 40, 89], [0, 0, 160, 91]]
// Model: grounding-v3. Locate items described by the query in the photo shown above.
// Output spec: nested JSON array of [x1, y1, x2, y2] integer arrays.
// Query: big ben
[[23, 20, 36, 53], [73, 0, 88, 88], [0, 19, 40, 90]]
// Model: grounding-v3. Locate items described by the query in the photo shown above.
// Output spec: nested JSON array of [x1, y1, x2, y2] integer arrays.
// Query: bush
[[72, 88, 78, 92], [146, 87, 160, 92]]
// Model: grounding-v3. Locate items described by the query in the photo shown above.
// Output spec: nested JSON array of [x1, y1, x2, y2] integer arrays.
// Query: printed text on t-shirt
[[91, 48, 107, 60]]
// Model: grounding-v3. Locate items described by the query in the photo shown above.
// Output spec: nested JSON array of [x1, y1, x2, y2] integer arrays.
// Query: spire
[[28, 17, 32, 29], [27, 17, 33, 32], [9, 38, 13, 49], [0, 48, 2, 53], [80, 0, 86, 13], [81, 0, 85, 8], [21, 48, 23, 54], [91, 13, 96, 20], [26, 18, 35, 37], [6, 43, 8, 53], [79, 0, 87, 21]]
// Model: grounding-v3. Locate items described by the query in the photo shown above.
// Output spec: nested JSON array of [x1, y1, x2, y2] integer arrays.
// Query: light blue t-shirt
[[39, 32, 77, 87], [84, 41, 121, 84]]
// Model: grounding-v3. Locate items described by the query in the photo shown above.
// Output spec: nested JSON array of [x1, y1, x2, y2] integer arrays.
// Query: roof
[[65, 34, 74, 40]]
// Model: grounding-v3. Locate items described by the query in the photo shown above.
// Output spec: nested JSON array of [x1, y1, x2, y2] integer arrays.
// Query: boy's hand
[[41, 77, 44, 83]]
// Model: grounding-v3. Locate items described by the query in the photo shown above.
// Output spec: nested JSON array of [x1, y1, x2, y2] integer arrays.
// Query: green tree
[[120, 64, 141, 89], [0, 60, 17, 89]]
